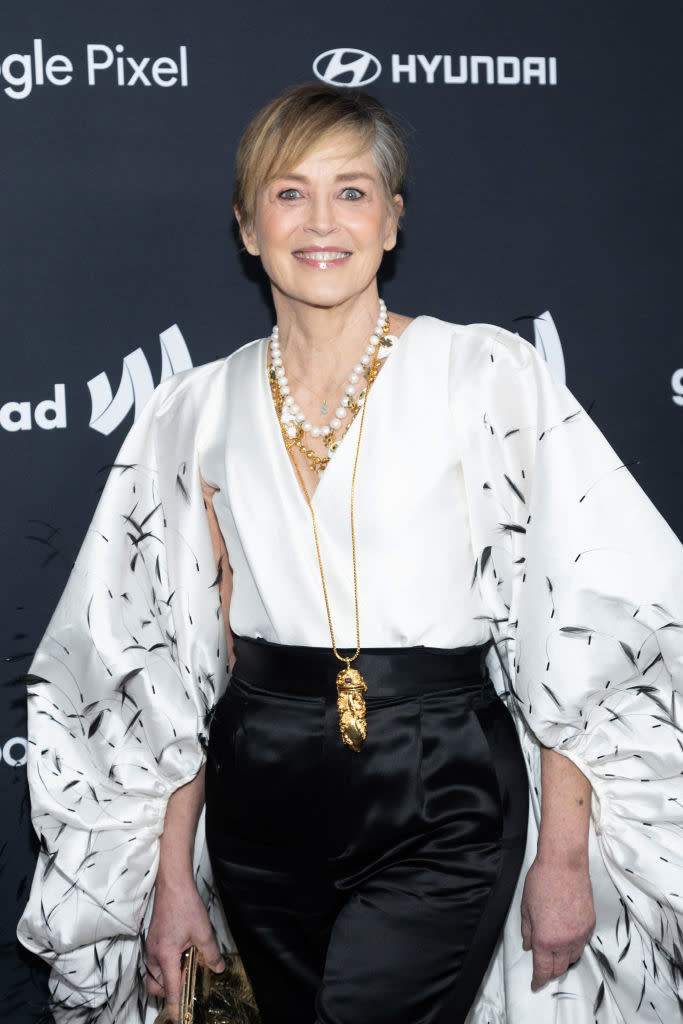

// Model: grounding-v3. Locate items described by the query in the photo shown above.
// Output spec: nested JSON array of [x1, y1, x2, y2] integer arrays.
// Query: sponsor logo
[[1, 737, 27, 767], [313, 48, 382, 87], [672, 368, 683, 406], [0, 39, 188, 100], [86, 44, 188, 88], [312, 49, 557, 87], [1, 324, 192, 435], [390, 54, 557, 85], [88, 323, 193, 435], [532, 311, 566, 383], [0, 384, 66, 432]]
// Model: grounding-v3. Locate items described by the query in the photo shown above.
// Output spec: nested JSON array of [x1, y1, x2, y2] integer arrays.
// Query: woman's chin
[[271, 275, 379, 311]]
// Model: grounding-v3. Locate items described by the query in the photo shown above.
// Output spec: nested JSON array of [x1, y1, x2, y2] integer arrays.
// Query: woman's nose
[[304, 194, 338, 235]]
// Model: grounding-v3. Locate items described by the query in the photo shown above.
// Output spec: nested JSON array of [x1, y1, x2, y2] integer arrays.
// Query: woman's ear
[[234, 206, 260, 256], [383, 194, 404, 251]]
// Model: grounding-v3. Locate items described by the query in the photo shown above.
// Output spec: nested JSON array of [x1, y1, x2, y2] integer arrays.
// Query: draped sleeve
[[16, 360, 231, 1023], [452, 323, 683, 1021]]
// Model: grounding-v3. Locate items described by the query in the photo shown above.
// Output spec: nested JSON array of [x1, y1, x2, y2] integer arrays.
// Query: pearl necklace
[[268, 300, 397, 458]]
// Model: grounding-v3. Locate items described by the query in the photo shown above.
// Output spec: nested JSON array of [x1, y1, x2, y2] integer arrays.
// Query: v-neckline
[[261, 316, 422, 512]]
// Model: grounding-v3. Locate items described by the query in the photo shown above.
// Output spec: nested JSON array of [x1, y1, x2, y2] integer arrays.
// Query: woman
[[18, 85, 683, 1024]]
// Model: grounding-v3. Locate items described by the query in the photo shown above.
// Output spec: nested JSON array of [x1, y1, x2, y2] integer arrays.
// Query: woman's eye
[[340, 187, 363, 200], [279, 188, 301, 200]]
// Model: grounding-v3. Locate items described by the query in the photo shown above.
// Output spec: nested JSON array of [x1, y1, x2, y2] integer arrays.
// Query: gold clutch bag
[[155, 946, 261, 1024]]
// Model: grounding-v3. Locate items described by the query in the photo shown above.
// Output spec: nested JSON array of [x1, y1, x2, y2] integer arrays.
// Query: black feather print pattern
[[18, 371, 230, 1023], [504, 473, 527, 504], [453, 324, 683, 1020], [25, 519, 63, 567], [593, 980, 605, 1013], [19, 326, 683, 1022], [498, 521, 527, 535], [175, 461, 191, 505]]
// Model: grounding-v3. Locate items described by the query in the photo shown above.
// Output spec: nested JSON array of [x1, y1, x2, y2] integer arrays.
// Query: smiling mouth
[[293, 250, 351, 268]]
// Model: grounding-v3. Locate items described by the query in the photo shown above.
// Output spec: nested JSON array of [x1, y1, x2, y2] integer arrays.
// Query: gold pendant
[[336, 666, 367, 752]]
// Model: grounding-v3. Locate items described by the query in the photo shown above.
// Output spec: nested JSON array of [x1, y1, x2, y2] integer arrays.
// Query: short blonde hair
[[234, 83, 408, 230]]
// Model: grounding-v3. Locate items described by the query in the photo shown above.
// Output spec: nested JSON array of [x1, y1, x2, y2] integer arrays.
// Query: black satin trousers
[[205, 636, 528, 1024]]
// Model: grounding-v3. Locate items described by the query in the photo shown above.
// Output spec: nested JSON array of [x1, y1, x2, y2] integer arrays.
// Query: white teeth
[[294, 251, 350, 261]]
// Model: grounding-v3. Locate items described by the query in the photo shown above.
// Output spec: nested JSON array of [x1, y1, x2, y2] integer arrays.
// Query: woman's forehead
[[270, 129, 377, 181]]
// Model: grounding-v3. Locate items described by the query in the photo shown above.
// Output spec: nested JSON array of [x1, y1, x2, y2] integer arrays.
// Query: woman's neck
[[271, 290, 383, 389]]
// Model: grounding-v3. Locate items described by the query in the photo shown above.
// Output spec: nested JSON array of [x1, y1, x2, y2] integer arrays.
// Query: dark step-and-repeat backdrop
[[2, 3, 681, 1020]]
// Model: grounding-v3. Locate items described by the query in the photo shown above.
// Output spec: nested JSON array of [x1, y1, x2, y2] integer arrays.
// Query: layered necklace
[[268, 300, 397, 751], [268, 299, 395, 475]]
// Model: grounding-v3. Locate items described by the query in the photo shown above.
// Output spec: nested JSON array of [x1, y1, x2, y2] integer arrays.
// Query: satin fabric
[[228, 633, 489, 694], [200, 319, 491, 650], [205, 637, 528, 1024], [17, 318, 683, 1023]]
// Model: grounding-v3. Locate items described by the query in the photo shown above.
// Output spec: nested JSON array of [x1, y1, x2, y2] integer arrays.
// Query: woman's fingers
[[550, 952, 571, 981], [200, 933, 226, 974], [531, 941, 583, 989], [145, 956, 165, 998], [144, 877, 223, 995], [521, 856, 595, 991], [530, 947, 555, 991], [531, 937, 591, 989], [163, 999, 180, 1024], [159, 950, 184, 1010], [149, 941, 224, 1022], [145, 927, 224, 1008]]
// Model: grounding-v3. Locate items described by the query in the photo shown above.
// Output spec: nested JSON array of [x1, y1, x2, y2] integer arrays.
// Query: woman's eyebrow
[[272, 171, 376, 183], [334, 171, 375, 181]]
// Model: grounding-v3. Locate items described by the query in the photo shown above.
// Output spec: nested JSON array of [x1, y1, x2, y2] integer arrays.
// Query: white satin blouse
[[199, 315, 490, 650]]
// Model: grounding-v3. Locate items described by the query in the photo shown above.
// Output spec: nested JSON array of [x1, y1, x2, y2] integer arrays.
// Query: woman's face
[[238, 130, 402, 312]]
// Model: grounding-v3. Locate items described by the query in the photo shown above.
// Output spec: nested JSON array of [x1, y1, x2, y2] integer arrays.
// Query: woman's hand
[[145, 765, 223, 1019], [145, 874, 225, 1019], [525, 746, 597, 990], [521, 855, 596, 990]]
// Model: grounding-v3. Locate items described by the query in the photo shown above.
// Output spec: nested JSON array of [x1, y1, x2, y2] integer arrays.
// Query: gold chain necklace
[[269, 310, 392, 751], [269, 299, 394, 477], [269, 362, 380, 476], [285, 366, 331, 415]]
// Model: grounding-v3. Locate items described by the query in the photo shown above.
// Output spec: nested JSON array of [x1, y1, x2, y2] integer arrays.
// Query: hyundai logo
[[313, 49, 382, 88]]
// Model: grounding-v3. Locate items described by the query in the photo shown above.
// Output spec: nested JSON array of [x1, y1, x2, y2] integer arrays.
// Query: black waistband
[[232, 635, 492, 698]]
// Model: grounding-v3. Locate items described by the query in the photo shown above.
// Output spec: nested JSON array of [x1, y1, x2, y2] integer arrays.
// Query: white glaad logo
[[532, 310, 565, 383], [0, 323, 192, 435], [88, 323, 192, 435], [313, 49, 381, 88]]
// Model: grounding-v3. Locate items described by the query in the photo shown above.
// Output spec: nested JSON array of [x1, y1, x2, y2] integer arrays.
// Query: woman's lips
[[292, 249, 351, 269]]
